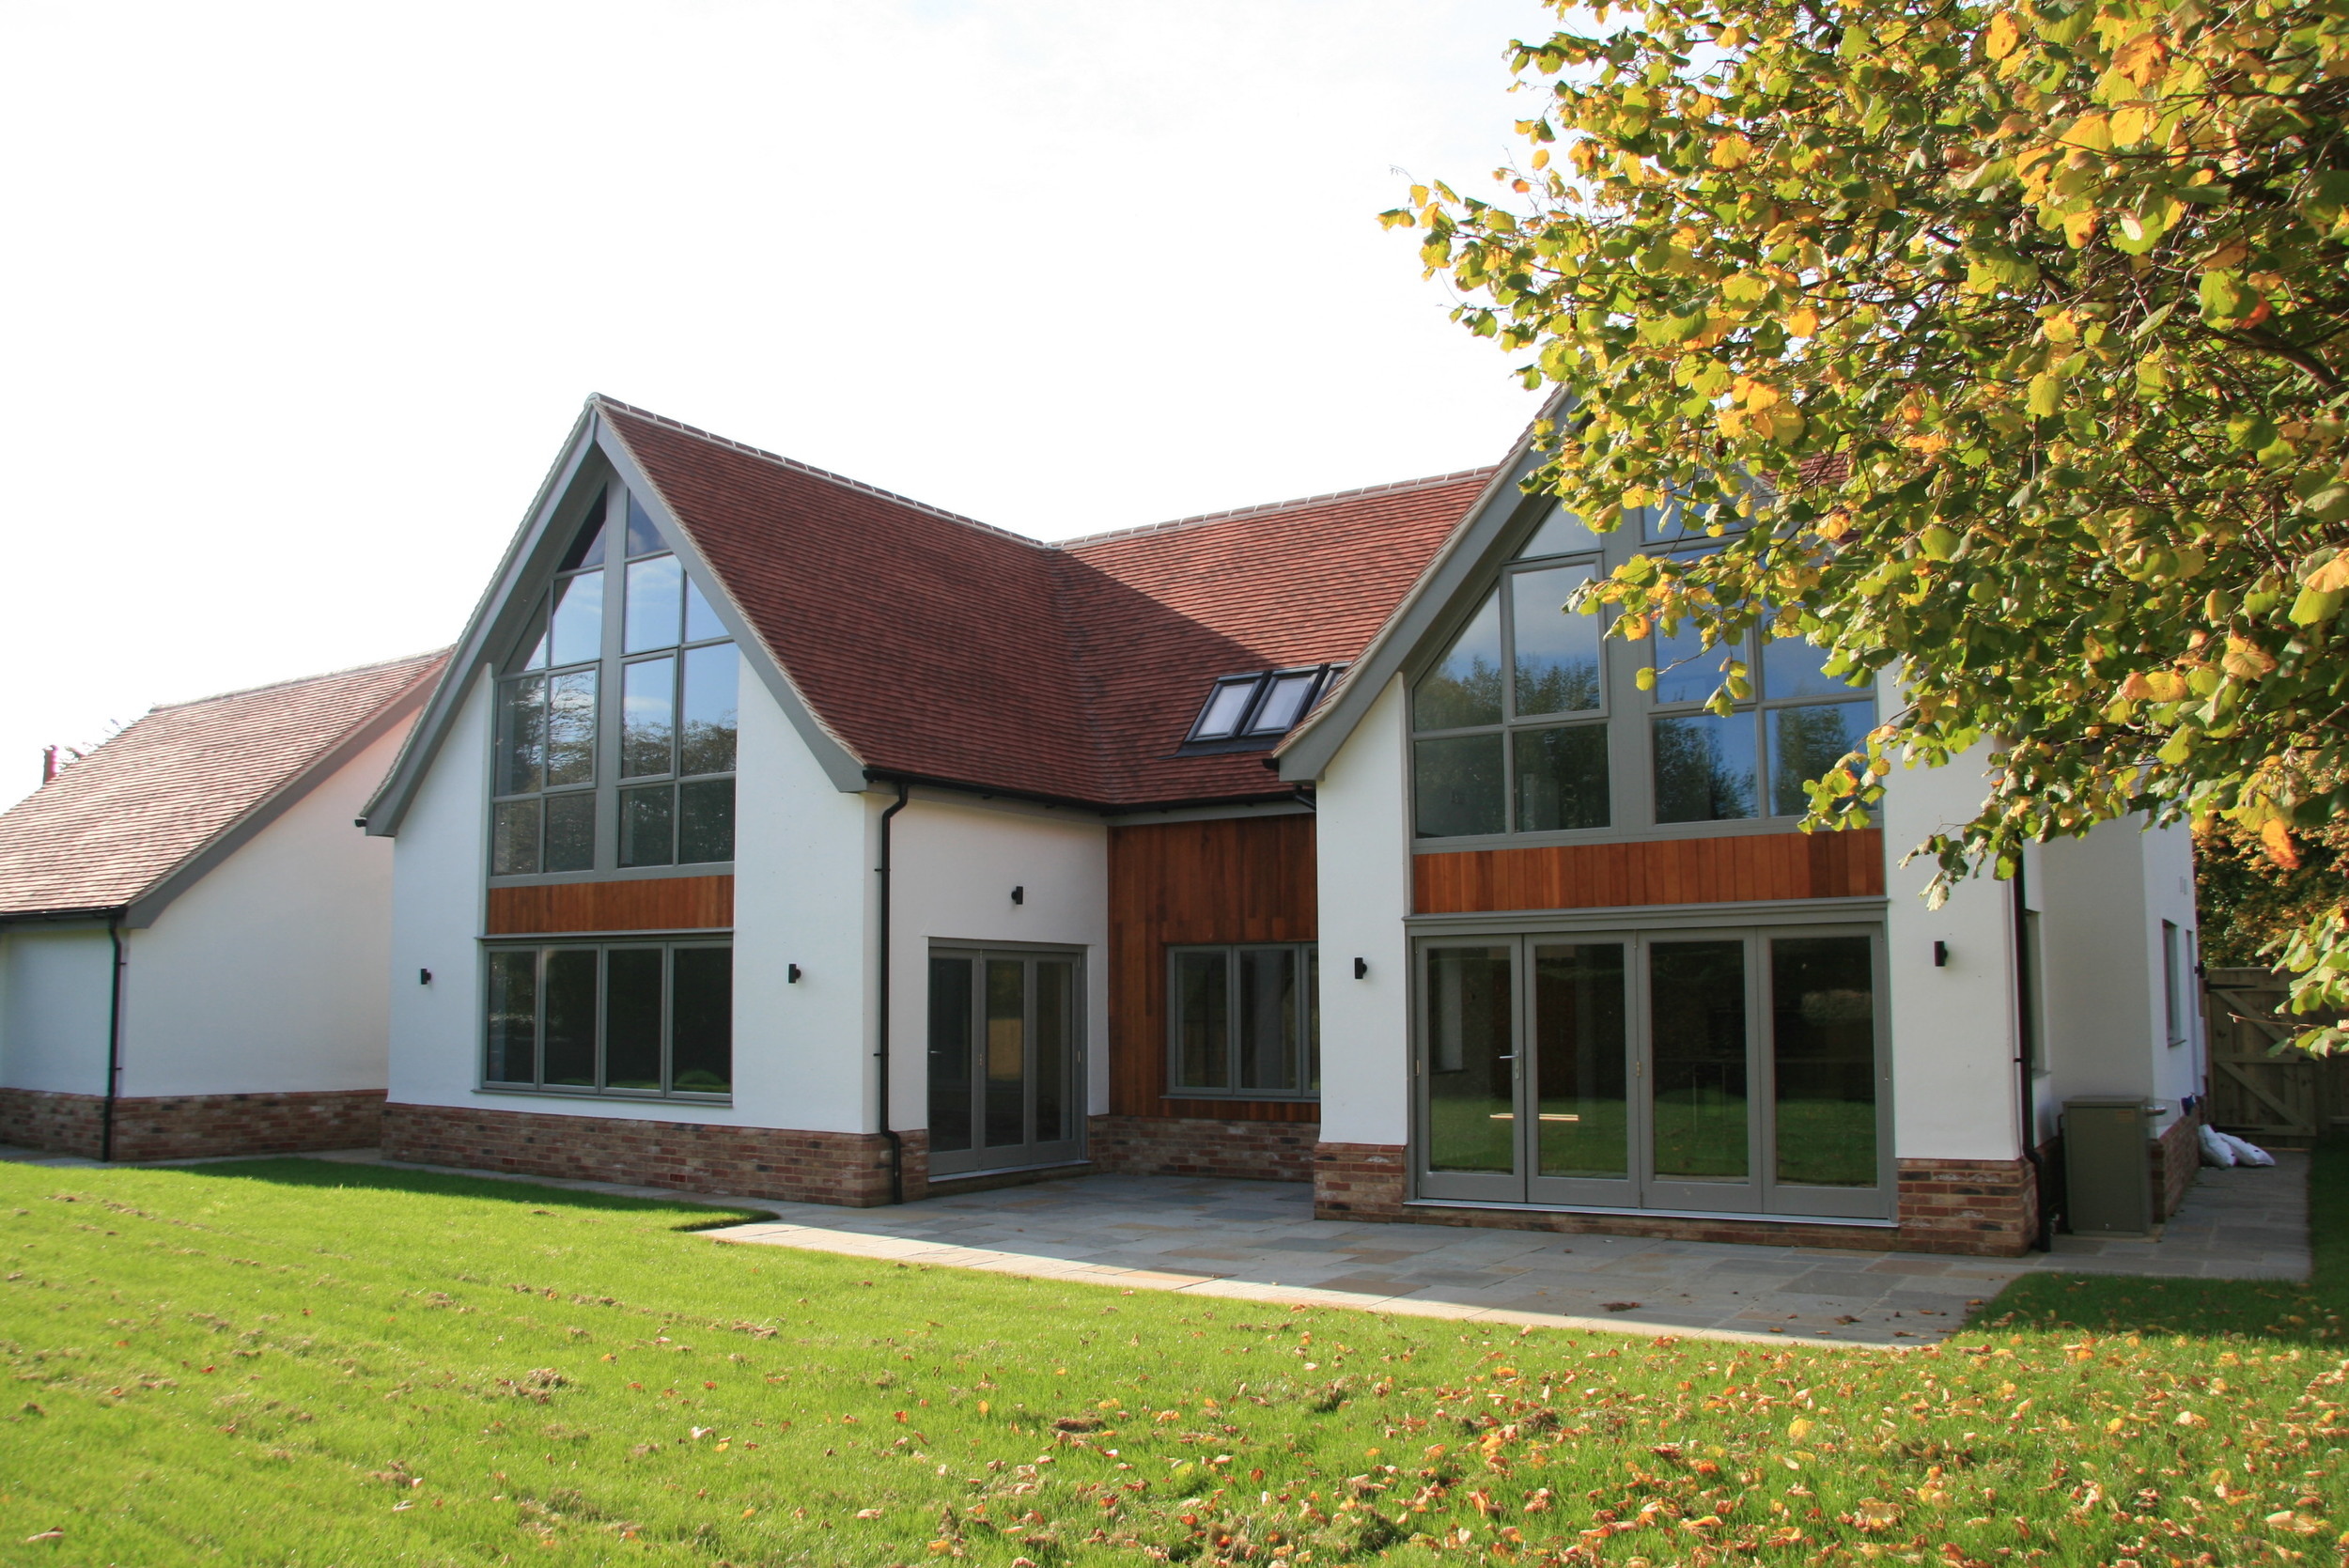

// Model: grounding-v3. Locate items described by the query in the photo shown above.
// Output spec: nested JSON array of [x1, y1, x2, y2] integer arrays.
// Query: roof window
[[1181, 665, 1344, 752]]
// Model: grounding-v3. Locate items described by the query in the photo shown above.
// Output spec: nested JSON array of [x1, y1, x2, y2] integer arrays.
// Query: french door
[[926, 948, 1085, 1178], [1414, 926, 1890, 1219]]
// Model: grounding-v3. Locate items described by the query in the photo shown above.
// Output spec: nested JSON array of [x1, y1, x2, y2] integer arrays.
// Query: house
[[361, 396, 2206, 1254], [0, 652, 444, 1159]]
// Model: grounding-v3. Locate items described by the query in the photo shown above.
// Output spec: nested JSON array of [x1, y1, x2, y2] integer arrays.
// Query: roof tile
[[0, 651, 446, 917], [599, 402, 1486, 808]]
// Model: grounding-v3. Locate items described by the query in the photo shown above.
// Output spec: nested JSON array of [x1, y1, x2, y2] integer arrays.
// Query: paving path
[[701, 1157, 2309, 1347], [0, 1142, 2308, 1347]]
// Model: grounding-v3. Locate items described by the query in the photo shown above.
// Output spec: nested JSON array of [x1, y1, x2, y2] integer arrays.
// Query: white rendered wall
[[387, 670, 494, 1112], [388, 660, 880, 1134], [117, 724, 409, 1097], [2035, 815, 2201, 1137], [1880, 737, 2025, 1162], [0, 926, 115, 1095], [1311, 675, 1414, 1147], [885, 795, 1109, 1130], [728, 665, 873, 1135]]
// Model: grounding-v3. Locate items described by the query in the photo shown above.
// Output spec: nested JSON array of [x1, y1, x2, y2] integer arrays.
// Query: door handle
[[1498, 1054, 1518, 1061]]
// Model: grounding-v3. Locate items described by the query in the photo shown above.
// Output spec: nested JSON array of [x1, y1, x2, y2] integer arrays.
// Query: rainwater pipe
[[2011, 864, 2053, 1250], [874, 779, 911, 1205], [100, 912, 126, 1163]]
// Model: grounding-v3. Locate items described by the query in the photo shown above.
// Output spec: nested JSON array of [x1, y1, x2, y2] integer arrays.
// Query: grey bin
[[2063, 1096, 2165, 1236]]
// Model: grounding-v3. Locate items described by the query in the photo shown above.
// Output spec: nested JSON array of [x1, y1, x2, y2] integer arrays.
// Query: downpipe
[[875, 779, 911, 1204]]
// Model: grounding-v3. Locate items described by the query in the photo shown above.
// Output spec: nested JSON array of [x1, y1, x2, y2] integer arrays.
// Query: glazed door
[[1413, 927, 1889, 1219], [926, 949, 1084, 1178]]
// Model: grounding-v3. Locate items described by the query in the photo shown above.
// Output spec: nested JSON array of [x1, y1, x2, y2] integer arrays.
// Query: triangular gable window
[[490, 485, 739, 879]]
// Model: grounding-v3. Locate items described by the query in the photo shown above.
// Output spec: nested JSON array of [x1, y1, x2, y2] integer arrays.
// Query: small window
[[1168, 943, 1319, 1099], [2163, 921, 2191, 1048], [483, 939, 731, 1098], [1182, 666, 1340, 748]]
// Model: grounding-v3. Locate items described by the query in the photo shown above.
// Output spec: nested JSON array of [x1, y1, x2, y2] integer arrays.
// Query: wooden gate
[[2202, 967, 2349, 1144]]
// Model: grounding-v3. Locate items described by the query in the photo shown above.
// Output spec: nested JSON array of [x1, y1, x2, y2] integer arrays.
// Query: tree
[[1389, 0, 2349, 1048]]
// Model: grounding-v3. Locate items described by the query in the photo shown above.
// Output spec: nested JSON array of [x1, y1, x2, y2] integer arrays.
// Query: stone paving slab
[[0, 1141, 2310, 1349]]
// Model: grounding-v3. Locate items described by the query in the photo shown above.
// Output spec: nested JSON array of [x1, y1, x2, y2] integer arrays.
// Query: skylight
[[1184, 665, 1343, 749]]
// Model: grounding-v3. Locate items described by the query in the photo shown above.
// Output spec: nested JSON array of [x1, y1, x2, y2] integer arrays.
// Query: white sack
[[2200, 1124, 2238, 1167], [2217, 1130, 2276, 1167]]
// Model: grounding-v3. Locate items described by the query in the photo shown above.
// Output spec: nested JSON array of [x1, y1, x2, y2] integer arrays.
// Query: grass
[[0, 1153, 2342, 1567]]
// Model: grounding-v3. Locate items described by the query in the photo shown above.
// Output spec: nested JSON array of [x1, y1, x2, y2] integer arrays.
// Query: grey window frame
[[1164, 941, 1321, 1102], [490, 486, 739, 882], [1408, 496, 1879, 850], [2162, 920, 2190, 1048], [479, 936, 733, 1104], [1407, 917, 1894, 1223]]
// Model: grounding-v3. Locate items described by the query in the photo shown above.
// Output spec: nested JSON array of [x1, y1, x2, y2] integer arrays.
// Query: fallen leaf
[[23, 1529, 63, 1544], [1603, 1302, 1641, 1312], [857, 1508, 886, 1520]]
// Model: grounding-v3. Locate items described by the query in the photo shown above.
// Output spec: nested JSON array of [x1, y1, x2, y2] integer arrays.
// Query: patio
[[702, 1154, 2309, 1346], [0, 1141, 2307, 1345]]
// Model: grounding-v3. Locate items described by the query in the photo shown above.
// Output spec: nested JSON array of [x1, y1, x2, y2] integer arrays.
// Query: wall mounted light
[[787, 964, 803, 984], [1933, 941, 1949, 968], [1011, 885, 1025, 906], [418, 969, 433, 986], [1353, 957, 1368, 979]]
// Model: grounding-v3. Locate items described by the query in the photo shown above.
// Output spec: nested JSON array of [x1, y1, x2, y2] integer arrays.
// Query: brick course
[[1310, 1142, 2040, 1256], [382, 1102, 896, 1206], [0, 1088, 103, 1157], [2154, 1106, 2203, 1223], [0, 1087, 382, 1161], [1088, 1114, 1318, 1182]]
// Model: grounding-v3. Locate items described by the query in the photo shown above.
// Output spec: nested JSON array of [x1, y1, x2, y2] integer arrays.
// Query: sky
[[0, 0, 1559, 807]]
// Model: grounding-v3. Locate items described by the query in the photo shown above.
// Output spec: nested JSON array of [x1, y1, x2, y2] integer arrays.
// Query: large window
[[484, 939, 732, 1099], [1168, 943, 1320, 1098], [1645, 538, 1876, 825], [1408, 498, 1877, 841], [1412, 505, 1610, 838], [492, 489, 739, 876]]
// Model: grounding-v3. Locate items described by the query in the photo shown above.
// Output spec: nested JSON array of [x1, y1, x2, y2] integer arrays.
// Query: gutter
[[874, 779, 912, 1204]]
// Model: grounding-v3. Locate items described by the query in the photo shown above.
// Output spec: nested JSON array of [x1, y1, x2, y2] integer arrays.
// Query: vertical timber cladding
[[1413, 830, 1885, 913], [485, 875, 734, 934], [1106, 815, 1318, 1123]]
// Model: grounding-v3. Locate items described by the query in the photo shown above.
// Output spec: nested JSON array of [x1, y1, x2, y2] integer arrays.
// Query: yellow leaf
[[2263, 819, 2302, 871], [2067, 114, 2111, 151], [2111, 29, 2168, 86], [1531, 149, 1550, 171], [2220, 634, 2277, 679], [1985, 11, 2021, 58], [1786, 304, 1820, 336], [2309, 555, 2349, 594], [2063, 209, 2098, 248], [2111, 104, 2151, 145], [1711, 133, 1755, 169], [1788, 1418, 1814, 1440]]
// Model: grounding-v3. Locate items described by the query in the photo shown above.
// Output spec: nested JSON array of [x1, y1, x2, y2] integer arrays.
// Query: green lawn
[[1, 1153, 2344, 1566]]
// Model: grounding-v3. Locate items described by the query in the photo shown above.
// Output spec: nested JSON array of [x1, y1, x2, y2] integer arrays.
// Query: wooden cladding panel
[[1413, 829, 1883, 915], [485, 875, 734, 935], [1107, 815, 1319, 1124]]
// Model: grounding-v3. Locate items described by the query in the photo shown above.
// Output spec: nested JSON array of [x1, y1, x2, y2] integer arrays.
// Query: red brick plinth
[[382, 1101, 895, 1206], [1311, 1142, 2040, 1256], [2154, 1107, 2203, 1222], [0, 1087, 384, 1161], [1088, 1114, 1318, 1182]]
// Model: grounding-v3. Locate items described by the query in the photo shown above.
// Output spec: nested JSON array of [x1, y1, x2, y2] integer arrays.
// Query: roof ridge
[[590, 395, 1049, 551], [1050, 466, 1502, 550], [148, 648, 450, 713]]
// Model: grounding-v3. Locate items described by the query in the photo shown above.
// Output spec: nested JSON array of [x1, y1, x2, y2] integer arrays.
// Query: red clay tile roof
[[598, 401, 1490, 808], [0, 651, 446, 918]]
